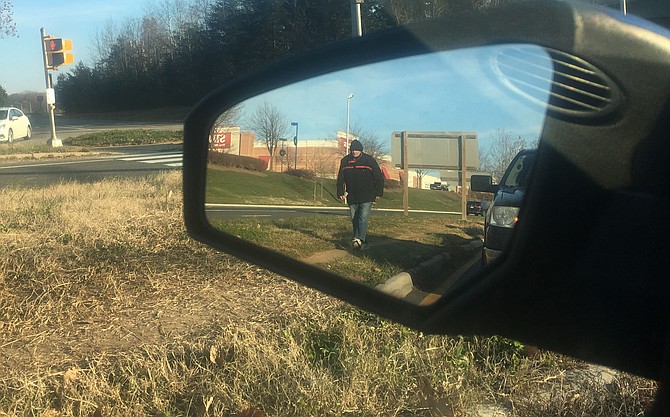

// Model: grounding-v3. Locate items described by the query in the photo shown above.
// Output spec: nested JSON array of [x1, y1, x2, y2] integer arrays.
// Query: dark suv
[[466, 201, 489, 216], [472, 149, 536, 265]]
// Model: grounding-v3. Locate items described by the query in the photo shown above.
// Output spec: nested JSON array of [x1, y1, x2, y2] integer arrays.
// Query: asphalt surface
[[0, 143, 183, 187], [205, 203, 461, 220], [23, 114, 183, 146]]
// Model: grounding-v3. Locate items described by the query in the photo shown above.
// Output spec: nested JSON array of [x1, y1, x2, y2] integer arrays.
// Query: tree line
[[54, 0, 533, 113]]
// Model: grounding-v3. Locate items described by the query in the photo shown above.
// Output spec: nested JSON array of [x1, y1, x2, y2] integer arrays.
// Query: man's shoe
[[360, 242, 369, 251], [352, 238, 362, 251]]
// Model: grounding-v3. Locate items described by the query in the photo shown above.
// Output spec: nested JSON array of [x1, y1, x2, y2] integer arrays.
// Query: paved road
[[205, 204, 461, 220], [0, 144, 182, 187], [21, 114, 183, 146]]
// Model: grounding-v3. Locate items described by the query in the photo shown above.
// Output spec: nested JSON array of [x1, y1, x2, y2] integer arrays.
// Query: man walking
[[337, 139, 384, 251]]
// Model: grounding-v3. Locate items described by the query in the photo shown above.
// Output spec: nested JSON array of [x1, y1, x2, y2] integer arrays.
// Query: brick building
[[210, 127, 399, 181]]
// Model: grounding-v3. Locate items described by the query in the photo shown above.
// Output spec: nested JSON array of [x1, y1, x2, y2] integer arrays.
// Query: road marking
[[118, 152, 181, 161], [0, 151, 183, 170], [118, 152, 182, 167]]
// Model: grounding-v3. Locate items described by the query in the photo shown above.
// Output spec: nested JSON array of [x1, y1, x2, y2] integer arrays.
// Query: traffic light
[[44, 37, 74, 69]]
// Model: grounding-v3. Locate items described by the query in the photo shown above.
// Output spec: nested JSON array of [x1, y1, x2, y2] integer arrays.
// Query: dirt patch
[[300, 249, 349, 264]]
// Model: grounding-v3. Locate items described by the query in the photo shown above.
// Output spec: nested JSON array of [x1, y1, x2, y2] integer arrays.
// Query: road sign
[[391, 131, 478, 170]]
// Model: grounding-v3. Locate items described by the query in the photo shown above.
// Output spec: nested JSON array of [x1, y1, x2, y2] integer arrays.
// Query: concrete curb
[[376, 239, 483, 299]]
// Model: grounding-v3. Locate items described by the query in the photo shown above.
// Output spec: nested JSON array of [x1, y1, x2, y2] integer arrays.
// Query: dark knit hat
[[350, 140, 363, 151]]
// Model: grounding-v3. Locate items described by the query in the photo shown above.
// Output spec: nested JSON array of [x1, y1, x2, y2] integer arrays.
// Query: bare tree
[[479, 129, 530, 181], [0, 0, 15, 38], [214, 104, 244, 128], [308, 145, 337, 200], [247, 101, 290, 171], [350, 124, 388, 164], [414, 169, 430, 188]]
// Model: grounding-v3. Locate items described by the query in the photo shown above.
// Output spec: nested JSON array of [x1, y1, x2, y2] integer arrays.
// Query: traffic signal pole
[[40, 28, 74, 147], [40, 28, 61, 147]]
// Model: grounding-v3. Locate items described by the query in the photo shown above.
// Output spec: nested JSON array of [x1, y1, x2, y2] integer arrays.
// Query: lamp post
[[291, 121, 299, 169], [345, 93, 353, 154], [351, 0, 364, 38]]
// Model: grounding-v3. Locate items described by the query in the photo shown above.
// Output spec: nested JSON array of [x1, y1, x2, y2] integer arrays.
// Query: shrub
[[208, 151, 268, 171], [384, 179, 402, 189], [286, 169, 315, 180]]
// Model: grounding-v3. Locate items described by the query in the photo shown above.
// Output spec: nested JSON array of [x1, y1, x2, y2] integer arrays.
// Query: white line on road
[[118, 152, 182, 161], [0, 151, 183, 170]]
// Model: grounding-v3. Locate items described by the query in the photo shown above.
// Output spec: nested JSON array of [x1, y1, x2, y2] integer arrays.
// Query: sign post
[[402, 131, 409, 216], [392, 131, 479, 217], [460, 133, 467, 221]]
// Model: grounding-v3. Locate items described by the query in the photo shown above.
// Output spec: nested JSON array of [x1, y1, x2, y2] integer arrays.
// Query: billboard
[[391, 131, 478, 170]]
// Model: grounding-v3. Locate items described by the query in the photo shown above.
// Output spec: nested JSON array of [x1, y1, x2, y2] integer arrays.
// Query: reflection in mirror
[[205, 44, 552, 305]]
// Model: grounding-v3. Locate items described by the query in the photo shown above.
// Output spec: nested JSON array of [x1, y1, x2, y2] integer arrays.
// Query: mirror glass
[[205, 44, 552, 305]]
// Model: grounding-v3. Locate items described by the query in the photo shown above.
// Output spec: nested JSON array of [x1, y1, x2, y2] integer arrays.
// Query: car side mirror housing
[[183, 2, 670, 381], [471, 174, 497, 194]]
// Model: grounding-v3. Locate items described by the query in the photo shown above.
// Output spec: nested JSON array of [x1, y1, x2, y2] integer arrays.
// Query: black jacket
[[336, 152, 384, 205]]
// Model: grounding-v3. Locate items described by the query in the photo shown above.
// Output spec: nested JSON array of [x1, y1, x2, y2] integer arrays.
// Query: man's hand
[[375, 196, 381, 201], [339, 195, 346, 201]]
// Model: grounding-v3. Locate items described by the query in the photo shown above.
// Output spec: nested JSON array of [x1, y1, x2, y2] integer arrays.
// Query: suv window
[[501, 152, 536, 189]]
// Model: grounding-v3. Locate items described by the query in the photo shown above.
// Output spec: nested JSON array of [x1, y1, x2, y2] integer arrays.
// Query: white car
[[0, 107, 32, 142]]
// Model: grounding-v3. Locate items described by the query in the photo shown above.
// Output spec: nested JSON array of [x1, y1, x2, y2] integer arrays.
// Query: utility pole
[[40, 28, 74, 147], [351, 0, 363, 38], [345, 93, 353, 154], [291, 122, 299, 169]]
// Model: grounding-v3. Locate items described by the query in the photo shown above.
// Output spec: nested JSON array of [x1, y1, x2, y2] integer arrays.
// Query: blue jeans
[[349, 201, 373, 242]]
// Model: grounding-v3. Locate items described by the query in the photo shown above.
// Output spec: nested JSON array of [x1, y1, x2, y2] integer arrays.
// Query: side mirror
[[471, 175, 497, 194], [184, 2, 670, 380]]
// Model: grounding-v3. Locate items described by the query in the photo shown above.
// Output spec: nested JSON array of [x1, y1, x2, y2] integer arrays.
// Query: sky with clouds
[[236, 45, 550, 151]]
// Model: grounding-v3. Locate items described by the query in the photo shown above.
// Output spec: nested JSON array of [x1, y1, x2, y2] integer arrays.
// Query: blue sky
[[1, 0, 147, 94], [238, 45, 550, 151]]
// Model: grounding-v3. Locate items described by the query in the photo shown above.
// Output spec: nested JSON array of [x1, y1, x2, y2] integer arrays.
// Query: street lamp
[[346, 93, 353, 154], [351, 0, 364, 38], [291, 121, 299, 169]]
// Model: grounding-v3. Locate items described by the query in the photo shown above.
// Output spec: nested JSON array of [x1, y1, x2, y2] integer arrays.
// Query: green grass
[[206, 169, 338, 206], [63, 129, 183, 147], [206, 167, 464, 211], [211, 213, 484, 286]]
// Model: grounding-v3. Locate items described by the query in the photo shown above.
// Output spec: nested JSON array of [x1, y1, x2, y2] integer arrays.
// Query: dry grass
[[0, 172, 657, 416]]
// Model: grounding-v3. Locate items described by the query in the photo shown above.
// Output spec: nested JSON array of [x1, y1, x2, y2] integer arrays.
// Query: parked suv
[[466, 201, 489, 216], [472, 149, 536, 265], [429, 182, 446, 190]]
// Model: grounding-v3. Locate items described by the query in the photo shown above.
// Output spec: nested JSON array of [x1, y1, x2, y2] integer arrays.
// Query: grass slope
[[206, 168, 463, 212]]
